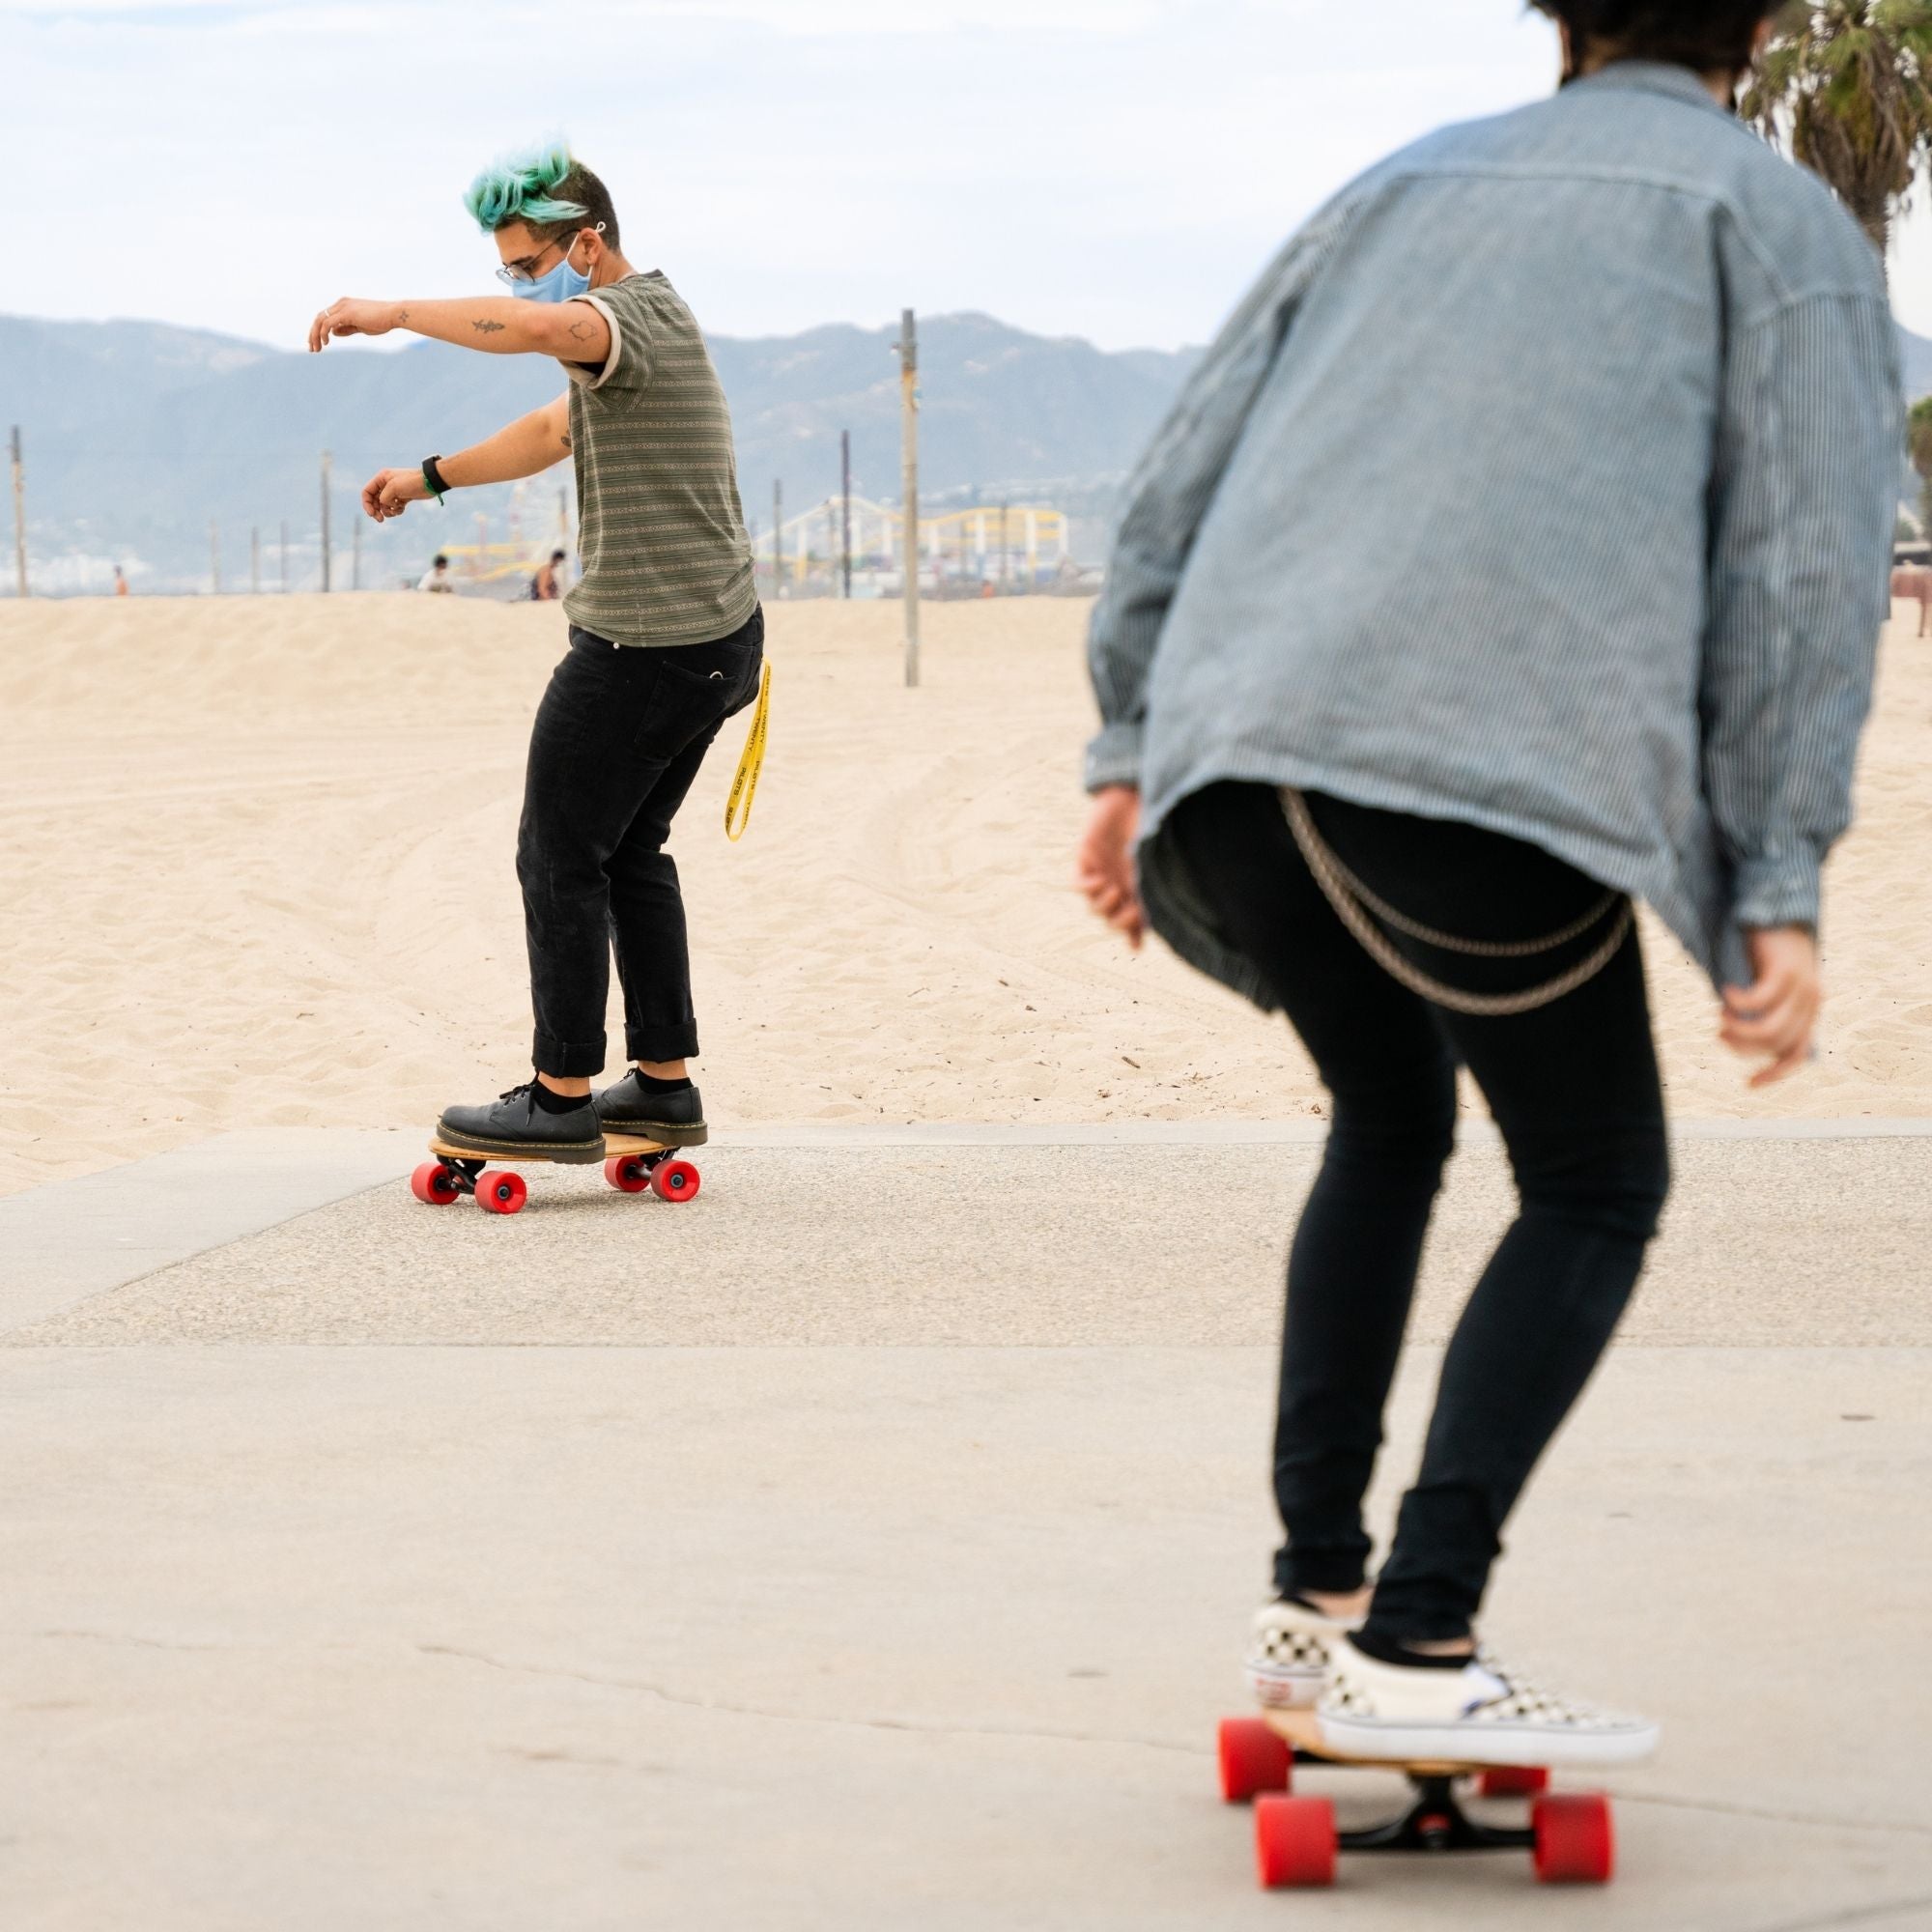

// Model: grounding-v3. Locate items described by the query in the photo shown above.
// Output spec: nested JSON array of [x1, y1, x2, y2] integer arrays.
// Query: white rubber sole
[[1316, 1709, 1661, 1769]]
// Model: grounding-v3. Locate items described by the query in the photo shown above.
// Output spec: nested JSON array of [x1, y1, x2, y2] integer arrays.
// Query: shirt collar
[[1570, 59, 1733, 119]]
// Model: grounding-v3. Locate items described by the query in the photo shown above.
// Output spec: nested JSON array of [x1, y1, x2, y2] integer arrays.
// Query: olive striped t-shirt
[[561, 272, 757, 648]]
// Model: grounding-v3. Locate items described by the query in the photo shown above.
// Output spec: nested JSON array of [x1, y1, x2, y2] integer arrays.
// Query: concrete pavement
[[2, 1127, 1928, 1930]]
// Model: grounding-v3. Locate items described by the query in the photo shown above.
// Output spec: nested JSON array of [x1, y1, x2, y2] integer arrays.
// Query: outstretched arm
[[309, 295, 609, 366], [362, 394, 573, 521]]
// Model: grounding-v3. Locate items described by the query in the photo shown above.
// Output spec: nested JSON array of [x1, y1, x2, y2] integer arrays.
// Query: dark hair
[[1532, 1, 1774, 71], [434, 554, 448, 568], [463, 143, 622, 252]]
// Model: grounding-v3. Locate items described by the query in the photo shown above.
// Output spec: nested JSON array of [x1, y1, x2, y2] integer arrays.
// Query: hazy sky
[[11, 0, 1932, 354]]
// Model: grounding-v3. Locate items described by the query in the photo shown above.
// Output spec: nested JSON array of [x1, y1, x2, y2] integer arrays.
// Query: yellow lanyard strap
[[724, 661, 772, 841]]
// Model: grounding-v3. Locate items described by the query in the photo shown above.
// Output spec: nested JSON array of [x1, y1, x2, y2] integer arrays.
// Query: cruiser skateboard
[[410, 1132, 700, 1215], [1217, 1709, 1612, 1889]]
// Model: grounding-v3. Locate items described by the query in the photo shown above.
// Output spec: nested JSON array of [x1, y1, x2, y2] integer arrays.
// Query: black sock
[[632, 1069, 693, 1094], [530, 1081, 589, 1116], [1351, 1629, 1475, 1671]]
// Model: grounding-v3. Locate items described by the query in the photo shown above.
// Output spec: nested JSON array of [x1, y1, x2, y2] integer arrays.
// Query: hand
[[1720, 925, 1822, 1088], [309, 298, 399, 352], [1077, 784, 1146, 949], [361, 466, 429, 522]]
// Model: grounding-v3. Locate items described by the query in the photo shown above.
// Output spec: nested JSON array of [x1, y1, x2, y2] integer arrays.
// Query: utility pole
[[351, 508, 361, 591], [772, 478, 783, 596], [209, 520, 220, 595], [9, 427, 26, 599], [840, 429, 852, 599], [250, 526, 261, 595], [320, 450, 332, 592], [896, 309, 920, 687], [280, 520, 289, 593]]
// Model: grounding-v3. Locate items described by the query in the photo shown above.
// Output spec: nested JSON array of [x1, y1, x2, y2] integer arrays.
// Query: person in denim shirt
[[1079, 0, 1900, 1762]]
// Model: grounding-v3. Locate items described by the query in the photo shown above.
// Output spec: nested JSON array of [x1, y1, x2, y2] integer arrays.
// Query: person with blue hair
[[310, 143, 761, 1163]]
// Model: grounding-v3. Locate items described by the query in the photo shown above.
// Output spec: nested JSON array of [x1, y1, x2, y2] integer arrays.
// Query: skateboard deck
[[1218, 1711, 1612, 1889], [412, 1132, 701, 1213]]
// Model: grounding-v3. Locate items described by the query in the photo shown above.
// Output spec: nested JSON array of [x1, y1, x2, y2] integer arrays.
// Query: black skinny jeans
[[1165, 782, 1670, 1642], [518, 610, 764, 1077]]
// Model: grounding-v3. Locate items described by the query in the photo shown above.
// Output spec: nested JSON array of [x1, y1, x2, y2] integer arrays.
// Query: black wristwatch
[[421, 455, 451, 501]]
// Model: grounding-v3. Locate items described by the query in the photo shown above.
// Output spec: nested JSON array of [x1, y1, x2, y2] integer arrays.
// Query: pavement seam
[[417, 1641, 1196, 1756], [33, 1627, 261, 1655]]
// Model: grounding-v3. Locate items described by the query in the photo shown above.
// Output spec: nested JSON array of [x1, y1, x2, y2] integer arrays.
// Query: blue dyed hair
[[463, 141, 620, 247]]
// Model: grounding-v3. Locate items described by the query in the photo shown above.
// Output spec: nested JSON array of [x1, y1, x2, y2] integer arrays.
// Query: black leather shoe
[[591, 1070, 708, 1147], [435, 1083, 606, 1162]]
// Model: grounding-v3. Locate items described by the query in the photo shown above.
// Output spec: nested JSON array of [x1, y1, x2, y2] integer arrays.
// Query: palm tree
[[1744, 0, 1932, 264]]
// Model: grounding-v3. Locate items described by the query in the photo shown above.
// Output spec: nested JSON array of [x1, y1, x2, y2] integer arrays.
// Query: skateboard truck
[[1218, 1715, 1613, 1888]]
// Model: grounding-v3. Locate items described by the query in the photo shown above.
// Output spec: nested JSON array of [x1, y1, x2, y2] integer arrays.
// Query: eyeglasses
[[495, 233, 579, 287]]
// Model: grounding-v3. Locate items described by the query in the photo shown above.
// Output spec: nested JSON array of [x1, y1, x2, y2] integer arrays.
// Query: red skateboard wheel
[[1217, 1718, 1293, 1804], [1533, 1791, 1614, 1884], [476, 1171, 528, 1215], [605, 1153, 653, 1194], [411, 1160, 460, 1207], [1255, 1794, 1337, 1889], [651, 1158, 700, 1203], [1478, 1765, 1550, 1798]]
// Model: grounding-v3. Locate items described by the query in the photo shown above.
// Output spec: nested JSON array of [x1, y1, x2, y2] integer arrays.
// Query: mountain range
[[0, 311, 1204, 592], [5, 308, 1928, 593]]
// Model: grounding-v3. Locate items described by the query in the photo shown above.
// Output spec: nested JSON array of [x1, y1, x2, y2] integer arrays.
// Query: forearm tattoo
[[471, 319, 506, 335]]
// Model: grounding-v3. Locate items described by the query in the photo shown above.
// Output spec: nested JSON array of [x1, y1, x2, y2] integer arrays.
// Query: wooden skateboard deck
[[1264, 1705, 1497, 1778], [425, 1130, 669, 1164]]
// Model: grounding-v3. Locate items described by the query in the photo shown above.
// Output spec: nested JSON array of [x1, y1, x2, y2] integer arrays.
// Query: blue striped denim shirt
[[1087, 62, 1901, 996]]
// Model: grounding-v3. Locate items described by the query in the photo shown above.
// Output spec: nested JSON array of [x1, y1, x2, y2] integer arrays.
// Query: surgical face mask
[[502, 223, 603, 302]]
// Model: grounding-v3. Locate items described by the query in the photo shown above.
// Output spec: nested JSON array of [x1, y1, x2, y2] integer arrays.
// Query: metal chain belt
[[1279, 788, 1634, 1018]]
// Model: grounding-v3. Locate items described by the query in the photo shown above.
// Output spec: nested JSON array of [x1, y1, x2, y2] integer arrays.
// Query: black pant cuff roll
[[625, 1022, 700, 1064]]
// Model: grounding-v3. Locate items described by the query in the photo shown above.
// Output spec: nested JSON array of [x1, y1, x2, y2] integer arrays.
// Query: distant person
[[1078, 0, 1897, 1768], [113, 565, 128, 598], [309, 140, 761, 1166], [1889, 560, 1930, 637], [531, 548, 568, 600], [417, 554, 456, 594]]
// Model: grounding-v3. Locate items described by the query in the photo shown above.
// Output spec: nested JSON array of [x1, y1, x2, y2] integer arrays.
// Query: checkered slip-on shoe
[[1244, 1598, 1355, 1710], [1316, 1636, 1660, 1767]]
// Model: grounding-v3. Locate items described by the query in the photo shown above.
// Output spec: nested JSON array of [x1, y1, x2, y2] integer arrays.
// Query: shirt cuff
[[1084, 721, 1144, 793], [1731, 848, 1822, 932]]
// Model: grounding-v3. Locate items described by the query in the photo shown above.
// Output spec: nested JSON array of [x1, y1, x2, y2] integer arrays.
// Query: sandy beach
[[2, 591, 1928, 1197]]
